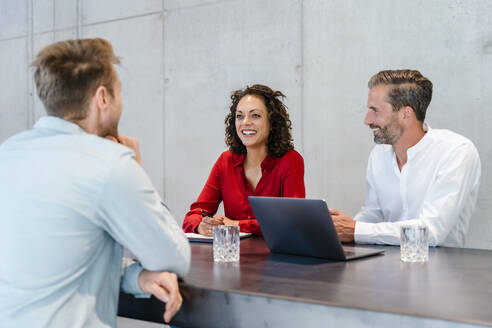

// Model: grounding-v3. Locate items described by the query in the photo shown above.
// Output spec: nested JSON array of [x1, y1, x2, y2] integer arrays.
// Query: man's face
[[99, 69, 123, 138], [364, 84, 402, 145]]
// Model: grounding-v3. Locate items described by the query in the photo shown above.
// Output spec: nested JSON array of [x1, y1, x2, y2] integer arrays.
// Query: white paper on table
[[185, 232, 252, 243]]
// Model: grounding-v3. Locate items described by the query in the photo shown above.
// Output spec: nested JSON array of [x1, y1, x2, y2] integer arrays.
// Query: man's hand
[[138, 270, 182, 323], [329, 209, 356, 243], [105, 133, 142, 165], [197, 216, 224, 236]]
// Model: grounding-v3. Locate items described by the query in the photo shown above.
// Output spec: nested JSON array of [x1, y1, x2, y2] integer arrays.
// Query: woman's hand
[[212, 214, 238, 226], [221, 216, 239, 226], [197, 216, 224, 236]]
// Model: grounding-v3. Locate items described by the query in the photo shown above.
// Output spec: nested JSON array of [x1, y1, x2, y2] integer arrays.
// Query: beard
[[97, 117, 119, 139], [98, 125, 118, 139], [97, 102, 121, 139], [372, 115, 402, 145]]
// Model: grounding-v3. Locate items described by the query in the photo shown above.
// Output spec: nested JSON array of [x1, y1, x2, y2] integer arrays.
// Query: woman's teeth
[[242, 130, 256, 135]]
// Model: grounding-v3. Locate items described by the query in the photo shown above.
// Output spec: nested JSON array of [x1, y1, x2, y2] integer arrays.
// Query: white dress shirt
[[0, 117, 190, 328], [354, 125, 481, 247]]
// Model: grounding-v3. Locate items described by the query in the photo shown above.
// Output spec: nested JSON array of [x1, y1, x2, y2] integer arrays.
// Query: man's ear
[[402, 106, 415, 119], [94, 85, 109, 112]]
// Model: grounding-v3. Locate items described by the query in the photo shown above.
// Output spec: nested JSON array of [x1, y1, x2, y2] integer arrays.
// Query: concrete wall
[[1, 0, 491, 256]]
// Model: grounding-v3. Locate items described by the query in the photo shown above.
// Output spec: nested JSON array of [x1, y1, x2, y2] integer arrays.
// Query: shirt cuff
[[354, 221, 375, 244], [121, 262, 151, 298]]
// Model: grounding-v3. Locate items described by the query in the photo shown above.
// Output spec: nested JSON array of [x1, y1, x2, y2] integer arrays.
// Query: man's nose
[[364, 111, 373, 126]]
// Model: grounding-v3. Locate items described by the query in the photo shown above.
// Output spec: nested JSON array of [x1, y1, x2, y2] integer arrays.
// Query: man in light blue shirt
[[0, 38, 190, 327]]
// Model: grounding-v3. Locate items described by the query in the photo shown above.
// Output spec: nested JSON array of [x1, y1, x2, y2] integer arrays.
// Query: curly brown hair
[[225, 84, 294, 157]]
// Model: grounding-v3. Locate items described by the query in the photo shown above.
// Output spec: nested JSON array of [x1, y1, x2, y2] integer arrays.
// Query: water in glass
[[213, 225, 240, 262], [400, 225, 429, 262]]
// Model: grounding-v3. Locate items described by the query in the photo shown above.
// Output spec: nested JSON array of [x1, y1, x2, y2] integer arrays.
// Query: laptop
[[248, 196, 384, 261]]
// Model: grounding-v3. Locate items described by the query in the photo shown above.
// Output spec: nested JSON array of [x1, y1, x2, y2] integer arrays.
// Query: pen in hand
[[201, 210, 213, 218], [201, 210, 224, 226]]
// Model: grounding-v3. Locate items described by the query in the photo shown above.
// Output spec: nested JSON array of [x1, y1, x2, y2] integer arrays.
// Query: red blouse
[[182, 149, 305, 235]]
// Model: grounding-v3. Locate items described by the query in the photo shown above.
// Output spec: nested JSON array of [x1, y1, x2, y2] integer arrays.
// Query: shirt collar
[[34, 116, 87, 135], [260, 154, 278, 170], [407, 122, 432, 159], [232, 152, 246, 167], [231, 151, 278, 170]]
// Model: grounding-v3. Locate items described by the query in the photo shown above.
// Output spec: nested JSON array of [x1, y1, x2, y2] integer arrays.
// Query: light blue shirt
[[0, 116, 190, 328]]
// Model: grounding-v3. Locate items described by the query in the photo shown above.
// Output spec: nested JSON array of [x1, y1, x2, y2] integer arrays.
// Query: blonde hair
[[32, 38, 120, 120]]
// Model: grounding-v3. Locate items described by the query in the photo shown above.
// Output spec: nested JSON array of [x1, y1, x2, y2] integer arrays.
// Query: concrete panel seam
[[53, 0, 56, 31], [300, 0, 305, 154], [77, 0, 82, 38], [26, 0, 34, 129], [39, 27, 77, 37], [81, 11, 161, 29], [164, 0, 233, 12], [0, 35, 29, 43], [161, 0, 167, 200], [0, 27, 79, 43]]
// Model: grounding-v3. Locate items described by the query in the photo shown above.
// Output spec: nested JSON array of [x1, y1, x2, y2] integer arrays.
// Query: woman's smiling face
[[235, 94, 270, 150]]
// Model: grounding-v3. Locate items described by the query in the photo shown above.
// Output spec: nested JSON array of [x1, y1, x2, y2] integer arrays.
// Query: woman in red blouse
[[182, 84, 305, 236]]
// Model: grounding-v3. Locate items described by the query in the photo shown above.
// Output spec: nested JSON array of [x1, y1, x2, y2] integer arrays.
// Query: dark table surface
[[119, 237, 492, 327]]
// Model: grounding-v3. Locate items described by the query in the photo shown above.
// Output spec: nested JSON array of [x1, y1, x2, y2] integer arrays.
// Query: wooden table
[[118, 237, 492, 327]]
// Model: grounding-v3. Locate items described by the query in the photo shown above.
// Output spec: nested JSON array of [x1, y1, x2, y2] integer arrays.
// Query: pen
[[201, 209, 213, 218]]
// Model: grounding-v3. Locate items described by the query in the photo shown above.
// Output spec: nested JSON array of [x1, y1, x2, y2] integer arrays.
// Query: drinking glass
[[213, 225, 240, 262], [400, 224, 429, 262]]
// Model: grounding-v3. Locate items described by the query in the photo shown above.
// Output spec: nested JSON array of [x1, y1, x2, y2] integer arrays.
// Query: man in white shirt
[[330, 69, 481, 247], [0, 38, 190, 327]]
